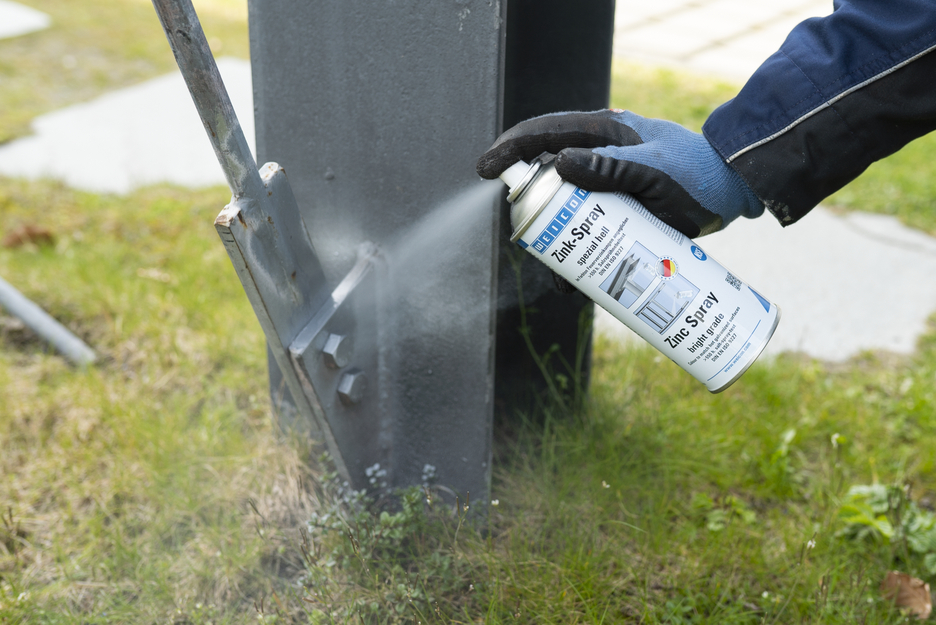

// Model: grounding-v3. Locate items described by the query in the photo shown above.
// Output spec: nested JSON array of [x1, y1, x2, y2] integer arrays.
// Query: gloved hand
[[477, 109, 765, 238]]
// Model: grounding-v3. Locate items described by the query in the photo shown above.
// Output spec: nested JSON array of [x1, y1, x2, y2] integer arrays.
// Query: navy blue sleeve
[[702, 0, 936, 226]]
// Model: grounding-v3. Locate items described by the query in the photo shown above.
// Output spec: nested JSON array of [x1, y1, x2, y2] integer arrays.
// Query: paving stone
[[616, 26, 713, 60], [615, 0, 831, 80], [615, 0, 698, 28], [0, 57, 253, 194], [684, 47, 768, 81], [703, 0, 786, 22], [654, 8, 763, 45]]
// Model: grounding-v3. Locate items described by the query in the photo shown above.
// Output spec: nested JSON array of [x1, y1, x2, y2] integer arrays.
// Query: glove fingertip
[[555, 148, 616, 192], [476, 151, 509, 179]]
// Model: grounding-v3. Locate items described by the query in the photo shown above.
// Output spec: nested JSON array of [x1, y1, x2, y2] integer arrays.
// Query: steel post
[[155, 0, 614, 507]]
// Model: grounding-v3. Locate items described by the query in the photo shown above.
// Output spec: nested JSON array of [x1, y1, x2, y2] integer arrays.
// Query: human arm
[[478, 0, 936, 233], [703, 0, 936, 226]]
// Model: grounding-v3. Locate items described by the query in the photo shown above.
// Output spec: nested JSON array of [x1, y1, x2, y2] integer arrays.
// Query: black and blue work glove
[[477, 109, 765, 239]]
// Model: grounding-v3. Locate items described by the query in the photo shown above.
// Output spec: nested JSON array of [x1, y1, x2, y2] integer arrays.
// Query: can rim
[[707, 305, 782, 393], [508, 159, 565, 243], [506, 158, 542, 203]]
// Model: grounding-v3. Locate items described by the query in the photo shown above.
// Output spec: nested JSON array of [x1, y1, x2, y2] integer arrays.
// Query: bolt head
[[322, 333, 353, 369], [337, 370, 367, 405]]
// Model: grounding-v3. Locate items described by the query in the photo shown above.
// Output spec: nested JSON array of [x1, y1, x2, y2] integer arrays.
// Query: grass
[[2, 2, 936, 622], [0, 180, 318, 621]]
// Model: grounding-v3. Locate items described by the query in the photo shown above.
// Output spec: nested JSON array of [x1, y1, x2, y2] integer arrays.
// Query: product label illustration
[[599, 242, 699, 334]]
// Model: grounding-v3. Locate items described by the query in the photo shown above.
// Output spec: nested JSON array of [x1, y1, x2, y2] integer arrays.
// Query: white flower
[[602, 480, 610, 489], [490, 499, 499, 506], [806, 539, 816, 549], [831, 433, 841, 449]]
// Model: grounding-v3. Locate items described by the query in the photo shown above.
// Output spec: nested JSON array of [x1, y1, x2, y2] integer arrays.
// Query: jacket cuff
[[708, 49, 936, 226]]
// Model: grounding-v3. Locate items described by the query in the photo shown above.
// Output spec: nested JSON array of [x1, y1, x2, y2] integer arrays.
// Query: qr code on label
[[725, 272, 741, 291]]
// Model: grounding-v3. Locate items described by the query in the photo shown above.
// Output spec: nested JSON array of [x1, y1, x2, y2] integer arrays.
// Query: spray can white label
[[508, 164, 779, 393]]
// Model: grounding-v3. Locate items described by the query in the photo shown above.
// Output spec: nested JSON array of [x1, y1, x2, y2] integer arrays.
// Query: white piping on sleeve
[[726, 42, 936, 163]]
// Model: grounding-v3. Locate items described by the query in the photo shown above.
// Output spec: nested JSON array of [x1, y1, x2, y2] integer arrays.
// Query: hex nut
[[322, 333, 353, 369], [337, 370, 367, 405]]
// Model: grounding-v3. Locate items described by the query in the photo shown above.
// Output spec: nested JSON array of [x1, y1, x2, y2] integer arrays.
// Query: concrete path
[[0, 57, 254, 195], [1, 0, 935, 362], [594, 209, 936, 362], [614, 0, 831, 81], [0, 0, 49, 40]]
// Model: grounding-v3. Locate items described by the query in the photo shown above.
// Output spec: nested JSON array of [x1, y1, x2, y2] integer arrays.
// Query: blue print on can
[[528, 188, 590, 254]]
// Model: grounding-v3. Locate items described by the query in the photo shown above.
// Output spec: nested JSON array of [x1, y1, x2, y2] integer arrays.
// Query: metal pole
[[150, 0, 263, 201], [0, 275, 96, 366]]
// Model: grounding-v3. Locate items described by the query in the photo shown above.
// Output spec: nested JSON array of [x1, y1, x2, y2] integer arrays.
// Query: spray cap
[[505, 156, 565, 243], [500, 159, 543, 204], [499, 161, 529, 190]]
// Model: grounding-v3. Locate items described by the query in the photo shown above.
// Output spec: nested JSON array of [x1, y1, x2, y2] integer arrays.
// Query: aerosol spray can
[[501, 156, 780, 393]]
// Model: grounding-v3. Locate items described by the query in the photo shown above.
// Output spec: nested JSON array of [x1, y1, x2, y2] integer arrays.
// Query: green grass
[[0, 180, 318, 622], [3, 6, 936, 622], [826, 139, 936, 235]]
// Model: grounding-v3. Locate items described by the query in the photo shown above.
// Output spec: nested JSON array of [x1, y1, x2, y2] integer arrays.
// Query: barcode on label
[[725, 272, 741, 291]]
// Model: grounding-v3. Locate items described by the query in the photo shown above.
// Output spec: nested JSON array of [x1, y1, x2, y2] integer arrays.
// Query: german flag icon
[[657, 258, 678, 278]]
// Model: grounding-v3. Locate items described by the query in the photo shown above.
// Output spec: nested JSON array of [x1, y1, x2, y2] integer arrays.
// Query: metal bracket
[[289, 244, 389, 484], [153, 0, 389, 489]]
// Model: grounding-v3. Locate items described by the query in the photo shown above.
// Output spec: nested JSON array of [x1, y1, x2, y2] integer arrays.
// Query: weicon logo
[[691, 245, 707, 261], [530, 188, 590, 254]]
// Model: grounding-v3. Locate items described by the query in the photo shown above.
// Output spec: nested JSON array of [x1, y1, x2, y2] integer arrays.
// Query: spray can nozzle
[[500, 159, 543, 203], [499, 161, 529, 190]]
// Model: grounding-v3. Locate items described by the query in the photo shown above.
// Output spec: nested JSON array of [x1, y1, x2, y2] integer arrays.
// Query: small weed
[[690, 492, 757, 532], [299, 469, 475, 624], [839, 483, 936, 576]]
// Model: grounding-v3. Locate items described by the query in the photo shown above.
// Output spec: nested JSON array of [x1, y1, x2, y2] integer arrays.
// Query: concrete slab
[[0, 57, 253, 194], [595, 207, 936, 362], [703, 0, 782, 23], [614, 0, 696, 28], [616, 27, 713, 61], [614, 0, 831, 81], [0, 0, 50, 40], [659, 9, 760, 48], [685, 47, 770, 81]]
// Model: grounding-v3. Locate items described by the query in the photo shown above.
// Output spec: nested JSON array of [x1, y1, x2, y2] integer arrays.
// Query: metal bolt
[[322, 332, 353, 369], [337, 370, 367, 405]]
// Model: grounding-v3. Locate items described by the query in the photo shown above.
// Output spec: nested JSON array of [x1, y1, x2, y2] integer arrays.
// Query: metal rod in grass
[[0, 275, 96, 365]]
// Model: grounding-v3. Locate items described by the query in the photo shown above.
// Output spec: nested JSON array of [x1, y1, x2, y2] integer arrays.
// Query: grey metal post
[[249, 0, 615, 487], [248, 0, 504, 504], [155, 0, 614, 507]]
